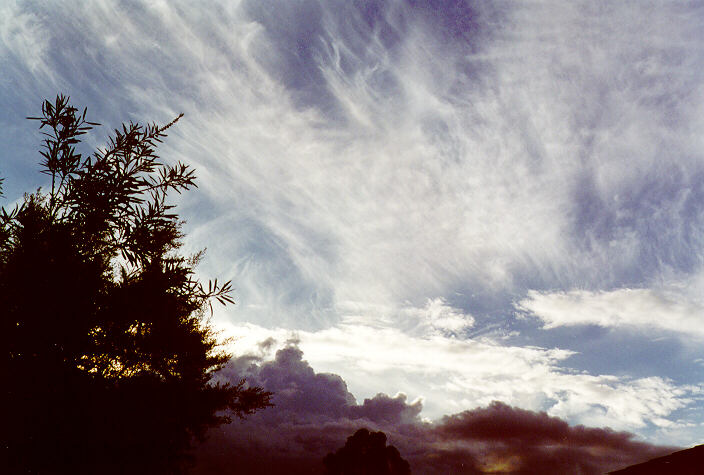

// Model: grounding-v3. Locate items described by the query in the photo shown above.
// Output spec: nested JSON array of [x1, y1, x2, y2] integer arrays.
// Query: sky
[[2, 0, 704, 472]]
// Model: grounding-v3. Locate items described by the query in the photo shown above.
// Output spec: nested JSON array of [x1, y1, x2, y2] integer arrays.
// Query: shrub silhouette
[[324, 428, 411, 475], [0, 95, 271, 474]]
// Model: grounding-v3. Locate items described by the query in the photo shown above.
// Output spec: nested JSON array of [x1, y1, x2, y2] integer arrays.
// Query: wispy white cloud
[[517, 285, 704, 338], [337, 298, 474, 337], [178, 0, 704, 322], [7, 0, 704, 320]]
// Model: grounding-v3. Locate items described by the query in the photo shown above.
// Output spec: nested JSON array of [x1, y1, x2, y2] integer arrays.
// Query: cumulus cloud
[[213, 344, 421, 425], [221, 322, 696, 433], [194, 343, 674, 474], [197, 343, 423, 474]]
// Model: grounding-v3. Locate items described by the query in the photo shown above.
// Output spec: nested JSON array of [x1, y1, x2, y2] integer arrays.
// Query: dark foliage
[[324, 428, 411, 475], [0, 95, 271, 474]]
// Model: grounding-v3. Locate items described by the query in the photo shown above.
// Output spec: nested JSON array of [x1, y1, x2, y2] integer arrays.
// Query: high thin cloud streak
[[2, 0, 704, 448]]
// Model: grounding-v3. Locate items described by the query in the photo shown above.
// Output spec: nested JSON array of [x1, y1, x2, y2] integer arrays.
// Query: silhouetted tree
[[0, 95, 271, 474], [324, 428, 411, 475]]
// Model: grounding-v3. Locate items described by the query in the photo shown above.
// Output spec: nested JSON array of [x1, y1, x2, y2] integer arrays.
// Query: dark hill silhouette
[[610, 444, 704, 474]]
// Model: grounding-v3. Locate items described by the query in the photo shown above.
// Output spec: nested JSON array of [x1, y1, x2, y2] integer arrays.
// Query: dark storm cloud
[[195, 344, 673, 474], [436, 402, 672, 474], [349, 392, 422, 425], [195, 344, 415, 474], [214, 345, 419, 423]]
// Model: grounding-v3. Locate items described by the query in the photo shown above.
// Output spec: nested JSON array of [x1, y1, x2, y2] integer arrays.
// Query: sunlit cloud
[[221, 323, 697, 433], [518, 285, 704, 339], [196, 342, 676, 474]]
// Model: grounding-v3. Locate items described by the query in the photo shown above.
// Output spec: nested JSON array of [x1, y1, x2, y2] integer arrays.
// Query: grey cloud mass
[[195, 343, 673, 474]]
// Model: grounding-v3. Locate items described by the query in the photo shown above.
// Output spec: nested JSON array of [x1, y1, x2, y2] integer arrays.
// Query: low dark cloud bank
[[193, 343, 673, 474]]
